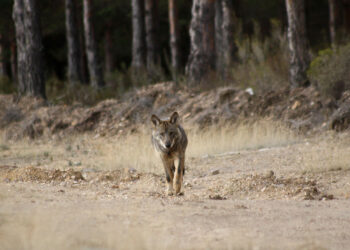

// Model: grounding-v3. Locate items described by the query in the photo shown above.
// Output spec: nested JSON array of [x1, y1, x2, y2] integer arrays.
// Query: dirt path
[[1, 133, 350, 249]]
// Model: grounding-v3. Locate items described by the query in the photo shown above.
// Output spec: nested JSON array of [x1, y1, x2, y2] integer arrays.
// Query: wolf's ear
[[151, 114, 160, 126], [170, 112, 179, 124]]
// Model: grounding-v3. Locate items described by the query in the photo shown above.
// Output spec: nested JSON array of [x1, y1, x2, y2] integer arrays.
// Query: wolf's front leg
[[174, 156, 185, 195], [162, 158, 174, 196]]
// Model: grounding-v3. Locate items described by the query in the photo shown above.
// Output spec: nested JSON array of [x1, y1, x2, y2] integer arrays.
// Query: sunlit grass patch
[[187, 119, 298, 158], [300, 141, 350, 173], [0, 120, 298, 174]]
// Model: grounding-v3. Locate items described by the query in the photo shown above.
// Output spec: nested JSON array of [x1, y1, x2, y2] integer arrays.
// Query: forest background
[[0, 0, 349, 104]]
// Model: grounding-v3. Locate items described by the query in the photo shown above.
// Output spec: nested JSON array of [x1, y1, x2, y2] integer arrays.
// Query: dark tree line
[[1, 0, 349, 99]]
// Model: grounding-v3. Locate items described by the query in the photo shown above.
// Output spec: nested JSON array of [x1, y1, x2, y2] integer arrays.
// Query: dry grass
[[299, 138, 350, 173], [95, 119, 297, 173], [187, 119, 297, 158], [0, 120, 298, 174]]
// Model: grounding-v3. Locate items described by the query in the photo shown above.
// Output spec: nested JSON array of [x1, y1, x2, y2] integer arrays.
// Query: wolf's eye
[[160, 132, 165, 137]]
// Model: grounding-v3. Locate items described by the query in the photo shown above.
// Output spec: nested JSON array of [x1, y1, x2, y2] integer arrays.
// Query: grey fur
[[151, 112, 188, 195]]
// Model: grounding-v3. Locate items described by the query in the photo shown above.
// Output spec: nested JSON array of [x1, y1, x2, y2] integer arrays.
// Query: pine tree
[[285, 0, 310, 87], [13, 0, 46, 98], [83, 0, 104, 87], [186, 0, 216, 83], [65, 0, 83, 84]]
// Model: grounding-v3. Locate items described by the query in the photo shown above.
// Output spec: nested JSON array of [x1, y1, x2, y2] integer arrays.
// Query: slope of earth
[[1, 131, 350, 249], [1, 82, 350, 140]]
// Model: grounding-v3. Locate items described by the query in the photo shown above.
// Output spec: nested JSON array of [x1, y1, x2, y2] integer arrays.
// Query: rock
[[216, 87, 236, 104], [264, 170, 274, 178], [291, 100, 301, 110], [330, 102, 350, 131], [209, 194, 227, 200], [320, 194, 334, 200], [211, 169, 220, 175], [184, 182, 192, 188], [73, 161, 82, 166], [245, 87, 254, 96], [234, 204, 248, 209]]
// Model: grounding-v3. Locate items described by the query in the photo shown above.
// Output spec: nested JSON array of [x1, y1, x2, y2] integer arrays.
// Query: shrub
[[46, 76, 119, 106], [308, 44, 350, 98], [230, 19, 289, 93]]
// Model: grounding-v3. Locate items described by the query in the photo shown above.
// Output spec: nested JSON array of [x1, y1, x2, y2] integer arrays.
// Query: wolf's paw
[[167, 190, 174, 196], [176, 191, 184, 196], [174, 184, 181, 195]]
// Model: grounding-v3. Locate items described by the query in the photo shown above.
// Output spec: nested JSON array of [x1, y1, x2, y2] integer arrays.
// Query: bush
[[46, 77, 119, 106], [230, 19, 289, 93], [45, 65, 170, 106], [308, 44, 350, 98]]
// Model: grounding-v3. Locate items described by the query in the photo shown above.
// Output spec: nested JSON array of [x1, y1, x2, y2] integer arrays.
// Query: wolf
[[151, 112, 188, 196]]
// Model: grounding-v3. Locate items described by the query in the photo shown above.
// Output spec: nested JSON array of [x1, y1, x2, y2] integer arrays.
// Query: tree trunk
[[13, 0, 46, 98], [285, 0, 310, 88], [145, 0, 160, 71], [79, 42, 89, 84], [131, 0, 146, 71], [186, 0, 216, 84], [0, 34, 6, 77], [329, 0, 336, 47], [216, 0, 237, 79], [65, 0, 83, 84], [168, 0, 180, 77], [104, 26, 114, 85], [221, 0, 237, 73], [104, 27, 114, 75], [10, 40, 17, 82], [215, 0, 224, 77], [83, 0, 104, 88], [343, 0, 350, 32], [76, 2, 89, 84], [13, 0, 26, 91]]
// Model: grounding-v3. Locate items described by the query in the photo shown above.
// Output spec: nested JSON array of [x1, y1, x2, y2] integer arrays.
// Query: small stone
[[264, 170, 274, 178], [211, 169, 220, 175], [291, 100, 301, 110], [209, 194, 226, 200], [184, 182, 192, 188], [128, 168, 137, 173], [234, 204, 248, 209], [320, 194, 334, 200], [82, 173, 88, 179]]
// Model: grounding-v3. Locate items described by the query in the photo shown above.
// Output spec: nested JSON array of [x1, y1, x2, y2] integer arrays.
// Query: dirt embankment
[[1, 82, 350, 139]]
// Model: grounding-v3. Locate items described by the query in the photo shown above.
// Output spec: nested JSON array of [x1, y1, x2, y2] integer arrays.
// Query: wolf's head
[[151, 112, 181, 152]]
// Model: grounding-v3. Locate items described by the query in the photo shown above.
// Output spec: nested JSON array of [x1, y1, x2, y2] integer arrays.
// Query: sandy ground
[[1, 132, 350, 249]]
